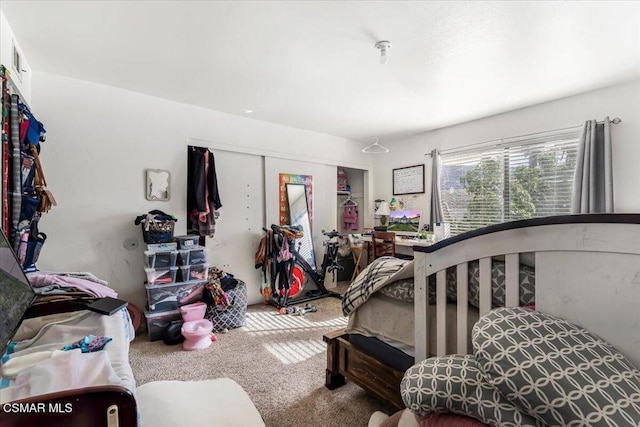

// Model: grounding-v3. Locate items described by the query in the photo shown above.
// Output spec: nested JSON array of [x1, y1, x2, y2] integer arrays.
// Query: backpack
[[255, 230, 276, 301], [254, 230, 274, 270]]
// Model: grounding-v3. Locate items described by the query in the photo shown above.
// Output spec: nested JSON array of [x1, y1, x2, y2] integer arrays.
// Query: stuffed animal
[[368, 409, 419, 427], [369, 410, 487, 427]]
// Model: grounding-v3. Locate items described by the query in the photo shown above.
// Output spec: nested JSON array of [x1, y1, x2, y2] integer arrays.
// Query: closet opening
[[335, 166, 367, 283]]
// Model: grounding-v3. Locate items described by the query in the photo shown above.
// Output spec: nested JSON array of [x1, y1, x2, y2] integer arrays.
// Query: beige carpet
[[130, 295, 397, 427]]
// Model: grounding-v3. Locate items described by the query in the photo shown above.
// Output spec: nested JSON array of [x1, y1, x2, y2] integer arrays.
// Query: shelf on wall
[[337, 191, 364, 199]]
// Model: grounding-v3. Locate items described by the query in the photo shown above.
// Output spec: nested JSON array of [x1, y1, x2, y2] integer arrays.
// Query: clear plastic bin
[[174, 235, 200, 249], [188, 247, 208, 265], [144, 250, 178, 269], [144, 308, 182, 341], [144, 267, 178, 286], [145, 279, 207, 312], [183, 263, 209, 281], [177, 247, 209, 266], [146, 242, 178, 252]]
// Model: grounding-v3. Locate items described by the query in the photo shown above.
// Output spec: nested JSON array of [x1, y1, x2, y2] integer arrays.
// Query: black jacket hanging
[[187, 148, 222, 213]]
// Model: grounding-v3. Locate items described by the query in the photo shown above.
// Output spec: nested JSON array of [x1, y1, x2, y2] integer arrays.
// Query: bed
[[0, 304, 139, 427], [0, 267, 265, 426], [1, 303, 267, 427], [324, 214, 640, 410]]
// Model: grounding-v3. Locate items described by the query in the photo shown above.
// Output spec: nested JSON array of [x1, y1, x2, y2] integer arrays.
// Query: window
[[440, 129, 581, 236]]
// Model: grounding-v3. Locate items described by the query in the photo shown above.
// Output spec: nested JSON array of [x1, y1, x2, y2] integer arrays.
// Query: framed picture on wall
[[393, 164, 425, 195]]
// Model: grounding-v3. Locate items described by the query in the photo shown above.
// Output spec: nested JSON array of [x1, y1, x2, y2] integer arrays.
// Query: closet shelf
[[338, 191, 364, 198]]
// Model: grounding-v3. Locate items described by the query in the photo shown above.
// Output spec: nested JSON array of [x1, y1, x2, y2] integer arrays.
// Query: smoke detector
[[375, 40, 392, 64]]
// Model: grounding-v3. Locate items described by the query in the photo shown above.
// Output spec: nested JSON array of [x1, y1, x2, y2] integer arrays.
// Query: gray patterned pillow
[[401, 355, 543, 427], [446, 261, 535, 309], [379, 278, 414, 303], [473, 307, 640, 426], [393, 260, 536, 308], [378, 275, 436, 304]]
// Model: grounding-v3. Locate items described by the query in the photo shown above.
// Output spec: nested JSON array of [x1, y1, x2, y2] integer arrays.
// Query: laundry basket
[[205, 280, 247, 332]]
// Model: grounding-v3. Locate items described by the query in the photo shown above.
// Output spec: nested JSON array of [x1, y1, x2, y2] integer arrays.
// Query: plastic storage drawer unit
[[180, 263, 210, 282], [144, 250, 178, 269], [146, 279, 208, 312], [145, 267, 178, 286], [145, 309, 182, 341], [177, 247, 209, 266], [174, 235, 200, 249]]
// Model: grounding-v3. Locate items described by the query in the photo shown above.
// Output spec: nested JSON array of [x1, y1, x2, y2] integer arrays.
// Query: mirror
[[146, 169, 171, 201], [286, 183, 316, 268]]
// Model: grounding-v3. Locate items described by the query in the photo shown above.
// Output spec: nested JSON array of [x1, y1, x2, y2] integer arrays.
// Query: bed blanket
[[0, 308, 135, 402], [366, 260, 536, 309], [342, 257, 413, 316], [7, 350, 122, 401]]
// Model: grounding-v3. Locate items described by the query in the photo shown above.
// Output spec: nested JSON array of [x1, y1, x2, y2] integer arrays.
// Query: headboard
[[413, 214, 640, 365]]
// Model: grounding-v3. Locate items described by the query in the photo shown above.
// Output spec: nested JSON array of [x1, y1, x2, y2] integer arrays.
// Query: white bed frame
[[413, 214, 640, 368]]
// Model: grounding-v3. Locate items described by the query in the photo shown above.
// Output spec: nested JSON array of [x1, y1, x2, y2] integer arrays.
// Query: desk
[[360, 235, 432, 260]]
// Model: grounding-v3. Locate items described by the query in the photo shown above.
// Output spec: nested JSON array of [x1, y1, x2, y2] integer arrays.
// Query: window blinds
[[440, 130, 581, 236]]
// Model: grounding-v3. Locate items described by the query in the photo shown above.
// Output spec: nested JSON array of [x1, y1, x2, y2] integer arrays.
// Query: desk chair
[[372, 231, 396, 259]]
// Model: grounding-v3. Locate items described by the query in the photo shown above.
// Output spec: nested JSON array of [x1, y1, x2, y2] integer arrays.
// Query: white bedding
[[0, 308, 136, 402]]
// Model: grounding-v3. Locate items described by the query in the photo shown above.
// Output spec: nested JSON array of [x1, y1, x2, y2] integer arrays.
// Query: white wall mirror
[[146, 169, 171, 201]]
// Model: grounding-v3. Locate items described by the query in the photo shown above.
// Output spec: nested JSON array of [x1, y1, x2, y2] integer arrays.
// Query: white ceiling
[[2, 1, 639, 142]]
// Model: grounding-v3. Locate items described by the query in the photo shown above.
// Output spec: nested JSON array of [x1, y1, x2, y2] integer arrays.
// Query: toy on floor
[[180, 302, 213, 350], [278, 303, 317, 316]]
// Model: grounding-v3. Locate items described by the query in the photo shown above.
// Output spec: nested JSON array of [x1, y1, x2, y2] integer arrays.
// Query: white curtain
[[571, 117, 614, 213], [430, 149, 443, 227]]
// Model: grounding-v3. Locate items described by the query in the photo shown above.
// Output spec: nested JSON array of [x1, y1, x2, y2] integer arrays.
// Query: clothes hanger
[[340, 195, 358, 207], [190, 145, 208, 153]]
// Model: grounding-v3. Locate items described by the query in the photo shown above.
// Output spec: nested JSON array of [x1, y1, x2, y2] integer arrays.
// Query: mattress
[[346, 294, 479, 356], [347, 293, 415, 350]]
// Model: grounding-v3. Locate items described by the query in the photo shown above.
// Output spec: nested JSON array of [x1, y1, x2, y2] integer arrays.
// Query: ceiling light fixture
[[243, 109, 253, 114], [362, 136, 389, 154], [375, 40, 392, 65]]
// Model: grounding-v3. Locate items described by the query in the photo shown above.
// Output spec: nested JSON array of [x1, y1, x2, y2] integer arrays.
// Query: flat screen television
[[387, 210, 423, 237], [0, 230, 35, 356]]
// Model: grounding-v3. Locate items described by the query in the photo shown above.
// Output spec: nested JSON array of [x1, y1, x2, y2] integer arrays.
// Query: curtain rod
[[426, 117, 622, 157]]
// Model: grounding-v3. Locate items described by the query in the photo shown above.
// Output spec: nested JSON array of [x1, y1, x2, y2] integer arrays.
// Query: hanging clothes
[[10, 95, 22, 249], [187, 148, 222, 238], [342, 204, 359, 230]]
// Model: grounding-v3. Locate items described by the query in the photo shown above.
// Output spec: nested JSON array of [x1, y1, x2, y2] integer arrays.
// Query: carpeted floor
[[130, 294, 396, 427]]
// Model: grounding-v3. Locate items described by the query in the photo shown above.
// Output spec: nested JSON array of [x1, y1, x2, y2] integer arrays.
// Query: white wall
[[30, 71, 368, 310], [264, 157, 337, 274], [201, 149, 265, 306], [373, 79, 640, 219], [0, 10, 31, 104], [23, 73, 640, 310]]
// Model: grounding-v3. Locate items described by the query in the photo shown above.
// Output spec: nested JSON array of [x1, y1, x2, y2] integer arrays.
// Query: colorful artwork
[[279, 173, 313, 226]]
